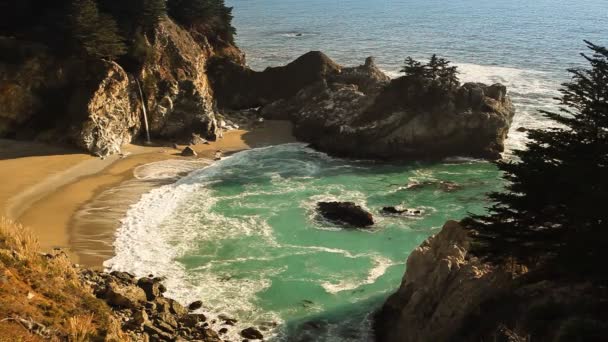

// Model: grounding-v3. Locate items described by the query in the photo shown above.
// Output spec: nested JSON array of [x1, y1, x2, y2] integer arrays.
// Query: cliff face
[[139, 19, 240, 143], [375, 221, 608, 342], [0, 17, 243, 156], [375, 221, 512, 342]]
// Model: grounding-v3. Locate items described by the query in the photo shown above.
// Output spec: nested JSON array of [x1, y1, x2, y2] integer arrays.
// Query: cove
[[107, 143, 503, 340]]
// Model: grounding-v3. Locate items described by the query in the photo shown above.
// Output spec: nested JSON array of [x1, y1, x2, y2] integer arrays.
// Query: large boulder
[[105, 281, 148, 309], [317, 201, 374, 228]]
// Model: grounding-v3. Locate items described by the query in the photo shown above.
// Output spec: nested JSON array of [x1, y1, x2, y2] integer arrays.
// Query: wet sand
[[0, 121, 295, 267]]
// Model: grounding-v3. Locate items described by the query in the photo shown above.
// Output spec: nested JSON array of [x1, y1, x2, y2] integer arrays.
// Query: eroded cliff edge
[[0, 16, 243, 156], [374, 221, 608, 342]]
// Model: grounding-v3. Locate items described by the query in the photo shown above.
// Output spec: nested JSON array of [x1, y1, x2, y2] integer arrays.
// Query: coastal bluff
[[374, 221, 608, 342], [211, 52, 516, 160]]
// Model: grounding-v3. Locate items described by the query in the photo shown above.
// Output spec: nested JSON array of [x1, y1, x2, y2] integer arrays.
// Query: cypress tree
[[467, 41, 608, 281], [71, 0, 127, 60], [400, 57, 426, 78]]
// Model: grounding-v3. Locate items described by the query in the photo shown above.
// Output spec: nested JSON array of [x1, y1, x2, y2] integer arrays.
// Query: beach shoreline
[[0, 120, 295, 267]]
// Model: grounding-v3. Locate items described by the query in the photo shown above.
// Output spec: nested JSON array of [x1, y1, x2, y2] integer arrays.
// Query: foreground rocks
[[317, 201, 374, 227], [212, 53, 515, 160], [80, 270, 231, 341]]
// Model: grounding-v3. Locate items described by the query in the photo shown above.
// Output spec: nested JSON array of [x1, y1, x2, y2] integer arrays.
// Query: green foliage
[[70, 0, 127, 60], [400, 54, 460, 88], [168, 0, 236, 43], [466, 41, 608, 281]]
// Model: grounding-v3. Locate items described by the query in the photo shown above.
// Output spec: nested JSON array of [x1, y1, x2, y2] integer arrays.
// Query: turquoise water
[[108, 144, 502, 340], [107, 1, 607, 340]]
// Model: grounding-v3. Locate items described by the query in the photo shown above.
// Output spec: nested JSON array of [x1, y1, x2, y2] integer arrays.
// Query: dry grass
[[67, 314, 95, 342], [0, 217, 119, 341], [0, 217, 38, 260]]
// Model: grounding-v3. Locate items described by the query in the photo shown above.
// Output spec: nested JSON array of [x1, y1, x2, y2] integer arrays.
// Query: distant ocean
[[106, 1, 607, 340]]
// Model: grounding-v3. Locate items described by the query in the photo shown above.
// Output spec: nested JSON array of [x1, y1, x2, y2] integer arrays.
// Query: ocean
[[106, 0, 607, 340]]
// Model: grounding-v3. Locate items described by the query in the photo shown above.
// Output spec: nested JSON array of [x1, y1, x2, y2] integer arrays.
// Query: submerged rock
[[381, 206, 423, 216], [317, 201, 374, 227], [188, 300, 203, 311], [241, 327, 264, 340]]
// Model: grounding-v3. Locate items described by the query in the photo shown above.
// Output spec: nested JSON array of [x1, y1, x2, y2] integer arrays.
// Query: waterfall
[[134, 78, 151, 144]]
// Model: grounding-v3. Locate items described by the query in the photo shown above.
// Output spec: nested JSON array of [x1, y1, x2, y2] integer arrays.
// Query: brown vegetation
[[0, 217, 128, 341]]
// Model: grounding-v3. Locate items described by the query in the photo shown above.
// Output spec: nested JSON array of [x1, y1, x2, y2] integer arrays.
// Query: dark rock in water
[[181, 146, 197, 157], [219, 314, 238, 325], [180, 313, 207, 328], [516, 127, 527, 132], [381, 206, 424, 217], [188, 300, 203, 311], [317, 201, 374, 227], [296, 33, 303, 36], [219, 327, 228, 334], [241, 327, 264, 340], [407, 180, 461, 192], [382, 206, 407, 214]]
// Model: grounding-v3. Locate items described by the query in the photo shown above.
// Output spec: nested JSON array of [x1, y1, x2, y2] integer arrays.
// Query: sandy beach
[[0, 120, 295, 267]]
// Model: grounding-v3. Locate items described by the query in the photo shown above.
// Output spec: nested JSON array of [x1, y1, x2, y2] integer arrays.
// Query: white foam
[[321, 255, 394, 294], [133, 159, 212, 180], [105, 152, 288, 340]]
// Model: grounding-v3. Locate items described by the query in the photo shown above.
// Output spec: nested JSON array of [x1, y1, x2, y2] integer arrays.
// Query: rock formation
[[317, 201, 374, 227], [211, 53, 515, 160], [374, 221, 512, 342], [208, 51, 341, 109], [263, 57, 515, 160], [374, 220, 608, 341], [0, 17, 242, 157]]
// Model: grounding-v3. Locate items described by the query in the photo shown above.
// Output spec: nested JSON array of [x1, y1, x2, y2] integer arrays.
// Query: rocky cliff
[[213, 53, 515, 160], [375, 221, 608, 342], [0, 17, 243, 156]]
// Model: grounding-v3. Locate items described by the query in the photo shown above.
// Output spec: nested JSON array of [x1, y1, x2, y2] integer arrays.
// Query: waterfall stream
[[134, 78, 151, 144]]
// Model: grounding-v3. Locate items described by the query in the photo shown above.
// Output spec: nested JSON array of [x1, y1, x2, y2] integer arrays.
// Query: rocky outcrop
[[259, 56, 515, 160], [375, 220, 608, 341], [374, 221, 512, 342], [74, 61, 142, 156], [81, 270, 224, 342], [0, 17, 242, 156], [138, 19, 224, 143], [317, 201, 374, 227], [208, 51, 341, 109]]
